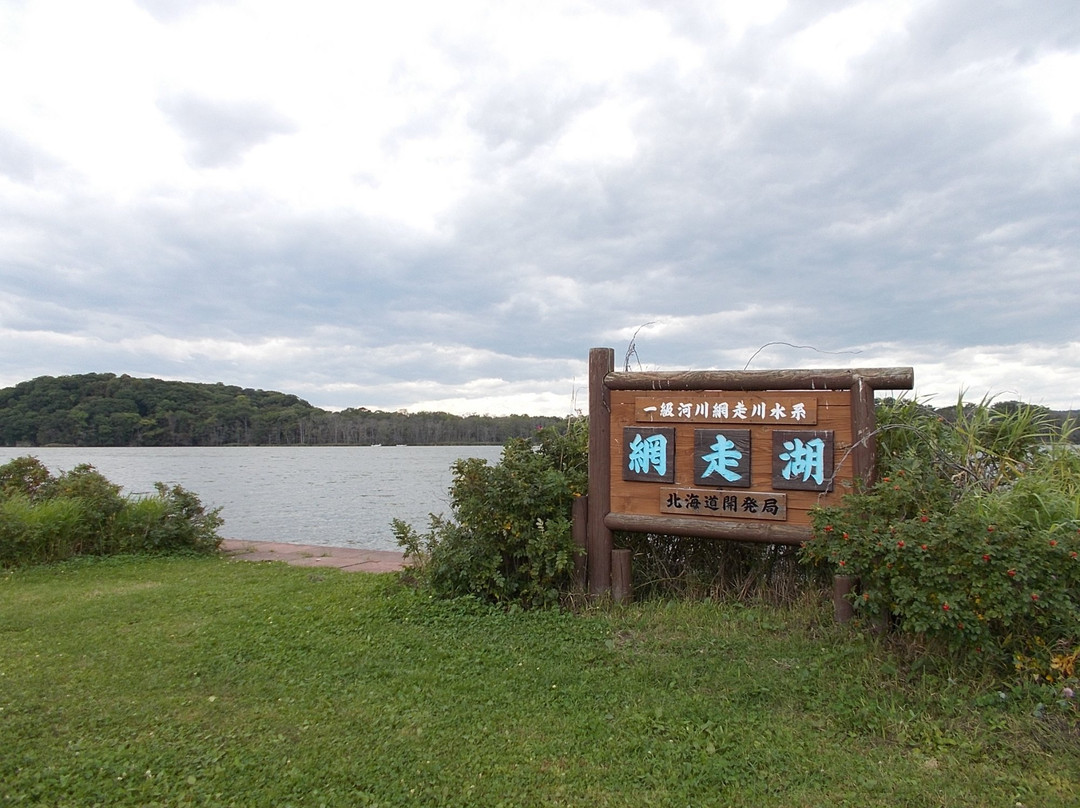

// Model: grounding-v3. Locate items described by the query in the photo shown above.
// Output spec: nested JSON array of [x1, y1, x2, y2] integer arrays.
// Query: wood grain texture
[[606, 367, 913, 392], [609, 389, 853, 529]]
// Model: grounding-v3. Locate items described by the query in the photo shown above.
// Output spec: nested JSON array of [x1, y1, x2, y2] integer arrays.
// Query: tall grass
[[0, 494, 85, 567], [0, 456, 222, 567], [619, 532, 814, 603]]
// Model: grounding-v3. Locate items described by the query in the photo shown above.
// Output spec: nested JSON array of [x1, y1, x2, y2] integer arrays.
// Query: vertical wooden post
[[850, 376, 877, 489], [571, 495, 588, 591], [587, 347, 614, 596], [611, 548, 632, 603], [833, 574, 855, 623], [843, 379, 873, 623]]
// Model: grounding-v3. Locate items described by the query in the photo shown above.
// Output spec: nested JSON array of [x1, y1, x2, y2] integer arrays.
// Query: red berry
[[982, 554, 990, 562], [1031, 593, 1039, 601], [1007, 569, 1016, 577], [920, 544, 928, 550], [987, 525, 995, 532], [920, 515, 929, 523], [897, 541, 905, 548], [942, 603, 950, 611]]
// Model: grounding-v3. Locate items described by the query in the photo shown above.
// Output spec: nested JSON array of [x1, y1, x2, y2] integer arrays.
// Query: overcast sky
[[2, 0, 1078, 416]]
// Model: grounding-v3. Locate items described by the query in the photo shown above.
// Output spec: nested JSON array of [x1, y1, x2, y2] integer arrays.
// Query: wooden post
[[611, 548, 632, 603], [850, 376, 877, 489], [833, 574, 855, 623], [587, 347, 614, 596], [571, 495, 588, 591]]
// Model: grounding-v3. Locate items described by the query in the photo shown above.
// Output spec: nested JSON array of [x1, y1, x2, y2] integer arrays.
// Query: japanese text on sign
[[635, 394, 817, 425], [623, 425, 835, 495], [771, 430, 835, 492], [693, 429, 751, 488], [621, 427, 675, 483], [659, 488, 788, 521]]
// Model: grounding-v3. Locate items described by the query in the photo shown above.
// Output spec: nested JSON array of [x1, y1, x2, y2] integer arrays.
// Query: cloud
[[0, 129, 58, 183], [0, 0, 1078, 416], [158, 93, 298, 168], [134, 0, 239, 24]]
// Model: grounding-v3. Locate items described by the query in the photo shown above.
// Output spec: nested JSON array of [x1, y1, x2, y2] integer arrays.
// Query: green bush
[[0, 456, 223, 567], [49, 463, 127, 555], [393, 419, 586, 608], [0, 455, 53, 498], [801, 397, 1080, 676], [140, 481, 224, 553]]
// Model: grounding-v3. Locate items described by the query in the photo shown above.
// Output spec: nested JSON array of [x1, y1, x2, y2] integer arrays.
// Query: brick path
[[220, 539, 406, 573]]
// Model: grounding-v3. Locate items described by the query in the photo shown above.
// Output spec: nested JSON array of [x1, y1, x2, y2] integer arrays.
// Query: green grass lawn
[[2, 556, 1077, 807]]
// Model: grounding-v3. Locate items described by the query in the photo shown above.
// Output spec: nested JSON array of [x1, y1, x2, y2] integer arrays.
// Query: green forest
[[0, 374, 566, 447]]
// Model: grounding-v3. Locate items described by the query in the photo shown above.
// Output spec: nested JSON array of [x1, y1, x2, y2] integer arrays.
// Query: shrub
[[139, 481, 224, 553], [393, 419, 586, 608], [47, 463, 127, 555], [0, 456, 223, 567], [0, 455, 53, 499], [801, 397, 1080, 676]]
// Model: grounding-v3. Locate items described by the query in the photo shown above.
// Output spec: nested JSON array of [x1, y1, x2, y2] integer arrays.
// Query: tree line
[[0, 374, 566, 447]]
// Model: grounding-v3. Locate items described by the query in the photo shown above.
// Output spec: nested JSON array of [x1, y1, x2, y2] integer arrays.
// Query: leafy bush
[[0, 456, 223, 567], [393, 419, 587, 607], [141, 481, 224, 553], [801, 397, 1080, 676], [0, 455, 53, 498]]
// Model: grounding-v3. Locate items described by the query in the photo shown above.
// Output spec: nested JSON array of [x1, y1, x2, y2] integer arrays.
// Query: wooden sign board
[[610, 388, 848, 536], [585, 349, 914, 586]]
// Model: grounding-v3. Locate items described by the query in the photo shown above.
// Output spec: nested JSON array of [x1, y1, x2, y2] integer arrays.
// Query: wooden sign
[[585, 348, 914, 596], [611, 390, 843, 539]]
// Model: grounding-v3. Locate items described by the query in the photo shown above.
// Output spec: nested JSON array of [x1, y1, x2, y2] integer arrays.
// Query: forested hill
[[0, 373, 566, 447]]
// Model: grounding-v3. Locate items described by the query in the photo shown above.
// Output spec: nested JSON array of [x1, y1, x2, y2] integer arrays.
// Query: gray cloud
[[158, 93, 298, 168], [1, 0, 1078, 414], [0, 129, 60, 183]]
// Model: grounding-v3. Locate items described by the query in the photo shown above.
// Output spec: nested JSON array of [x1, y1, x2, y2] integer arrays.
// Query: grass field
[[2, 556, 1077, 807]]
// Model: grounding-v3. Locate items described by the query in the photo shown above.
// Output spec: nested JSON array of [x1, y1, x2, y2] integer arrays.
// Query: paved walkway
[[220, 539, 407, 573]]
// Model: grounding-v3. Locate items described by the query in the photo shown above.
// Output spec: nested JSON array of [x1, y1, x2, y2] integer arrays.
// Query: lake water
[[0, 446, 505, 552]]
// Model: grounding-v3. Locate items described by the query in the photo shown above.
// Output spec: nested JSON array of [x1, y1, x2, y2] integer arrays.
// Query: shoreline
[[220, 539, 406, 573]]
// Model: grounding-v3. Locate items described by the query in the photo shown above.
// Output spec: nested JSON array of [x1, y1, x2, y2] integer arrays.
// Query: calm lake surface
[[0, 446, 505, 552]]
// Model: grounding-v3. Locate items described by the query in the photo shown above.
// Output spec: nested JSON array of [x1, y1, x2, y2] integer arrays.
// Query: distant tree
[[0, 374, 566, 447]]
